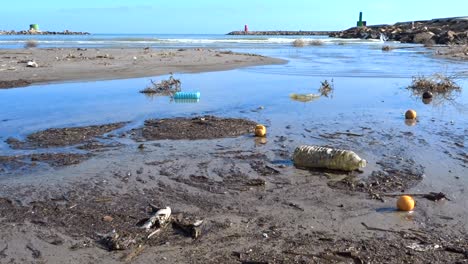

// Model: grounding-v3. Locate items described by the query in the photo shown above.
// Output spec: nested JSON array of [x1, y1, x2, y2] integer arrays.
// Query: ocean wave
[[0, 37, 389, 46]]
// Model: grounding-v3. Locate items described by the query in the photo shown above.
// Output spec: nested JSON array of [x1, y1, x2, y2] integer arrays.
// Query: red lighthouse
[[244, 24, 248, 32]]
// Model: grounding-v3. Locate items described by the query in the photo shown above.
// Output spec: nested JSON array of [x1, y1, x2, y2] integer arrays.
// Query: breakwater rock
[[227, 31, 336, 36], [329, 17, 468, 44], [0, 30, 90, 35]]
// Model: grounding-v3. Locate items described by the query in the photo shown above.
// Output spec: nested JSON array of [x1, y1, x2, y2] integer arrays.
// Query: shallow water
[[0, 39, 467, 199]]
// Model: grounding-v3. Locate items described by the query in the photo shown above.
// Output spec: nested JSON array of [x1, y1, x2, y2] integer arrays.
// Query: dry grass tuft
[[318, 79, 334, 97], [407, 73, 461, 100], [309, 40, 324, 46], [24, 40, 38, 49], [292, 39, 306, 47], [140, 74, 181, 96]]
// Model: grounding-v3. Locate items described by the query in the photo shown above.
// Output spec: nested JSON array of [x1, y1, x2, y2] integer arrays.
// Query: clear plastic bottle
[[293, 145, 366, 171]]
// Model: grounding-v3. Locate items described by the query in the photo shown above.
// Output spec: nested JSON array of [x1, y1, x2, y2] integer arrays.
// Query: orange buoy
[[405, 109, 417, 120], [397, 195, 415, 211], [255, 124, 266, 137]]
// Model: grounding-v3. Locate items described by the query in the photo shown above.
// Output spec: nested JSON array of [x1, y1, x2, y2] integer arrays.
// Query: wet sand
[[0, 116, 466, 263], [0, 48, 286, 88]]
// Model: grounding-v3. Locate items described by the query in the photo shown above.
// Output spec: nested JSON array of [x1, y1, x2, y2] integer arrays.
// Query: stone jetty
[[329, 17, 468, 44], [0, 30, 90, 35], [227, 31, 336, 36]]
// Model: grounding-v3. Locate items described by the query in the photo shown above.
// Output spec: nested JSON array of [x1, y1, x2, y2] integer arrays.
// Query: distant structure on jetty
[[356, 12, 367, 27], [227, 30, 337, 36], [0, 23, 90, 35]]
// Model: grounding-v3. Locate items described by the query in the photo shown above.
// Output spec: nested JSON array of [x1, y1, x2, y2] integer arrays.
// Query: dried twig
[[381, 192, 451, 201], [140, 74, 181, 96], [122, 245, 146, 262], [318, 79, 334, 97]]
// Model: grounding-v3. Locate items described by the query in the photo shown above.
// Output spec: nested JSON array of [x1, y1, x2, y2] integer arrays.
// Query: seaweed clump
[[407, 74, 461, 101]]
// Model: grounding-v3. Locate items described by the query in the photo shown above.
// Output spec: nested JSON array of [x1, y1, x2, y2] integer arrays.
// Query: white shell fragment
[[26, 61, 38, 68], [141, 206, 172, 230]]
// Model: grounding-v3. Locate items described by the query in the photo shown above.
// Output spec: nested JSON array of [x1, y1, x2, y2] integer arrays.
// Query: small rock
[[262, 233, 269, 238], [138, 143, 145, 149], [102, 215, 113, 222]]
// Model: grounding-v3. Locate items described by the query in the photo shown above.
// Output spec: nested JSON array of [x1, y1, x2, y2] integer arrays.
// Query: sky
[[1, 0, 467, 34]]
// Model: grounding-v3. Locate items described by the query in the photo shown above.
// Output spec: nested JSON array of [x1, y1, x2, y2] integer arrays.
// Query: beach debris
[[397, 195, 415, 211], [173, 91, 200, 99], [293, 145, 366, 171], [246, 178, 267, 186], [139, 75, 181, 96], [289, 93, 320, 102], [97, 230, 135, 251], [254, 124, 267, 137], [383, 192, 450, 202], [423, 192, 450, 201], [140, 206, 171, 230], [26, 61, 38, 68], [318, 79, 334, 97], [405, 109, 417, 120], [407, 74, 461, 101], [172, 214, 204, 239], [406, 242, 440, 252]]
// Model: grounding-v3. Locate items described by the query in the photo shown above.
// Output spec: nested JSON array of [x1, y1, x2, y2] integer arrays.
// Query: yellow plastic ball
[[255, 124, 266, 137], [405, 109, 417, 120], [397, 195, 415, 211]]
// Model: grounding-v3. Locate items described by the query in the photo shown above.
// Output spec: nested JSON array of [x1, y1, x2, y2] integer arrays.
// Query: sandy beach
[[0, 48, 286, 88], [0, 32, 467, 263]]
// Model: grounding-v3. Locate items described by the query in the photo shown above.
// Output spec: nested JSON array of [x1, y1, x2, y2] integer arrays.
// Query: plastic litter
[[174, 92, 200, 100], [289, 93, 320, 102], [292, 145, 366, 171]]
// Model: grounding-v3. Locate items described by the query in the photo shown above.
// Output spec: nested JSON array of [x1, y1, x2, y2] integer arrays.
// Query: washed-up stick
[[122, 245, 146, 262], [381, 192, 451, 201]]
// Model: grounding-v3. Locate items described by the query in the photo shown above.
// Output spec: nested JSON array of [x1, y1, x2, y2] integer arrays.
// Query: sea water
[[0, 34, 467, 194]]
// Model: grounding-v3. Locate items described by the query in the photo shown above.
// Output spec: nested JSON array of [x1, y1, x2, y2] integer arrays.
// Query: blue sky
[[1, 0, 467, 33]]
